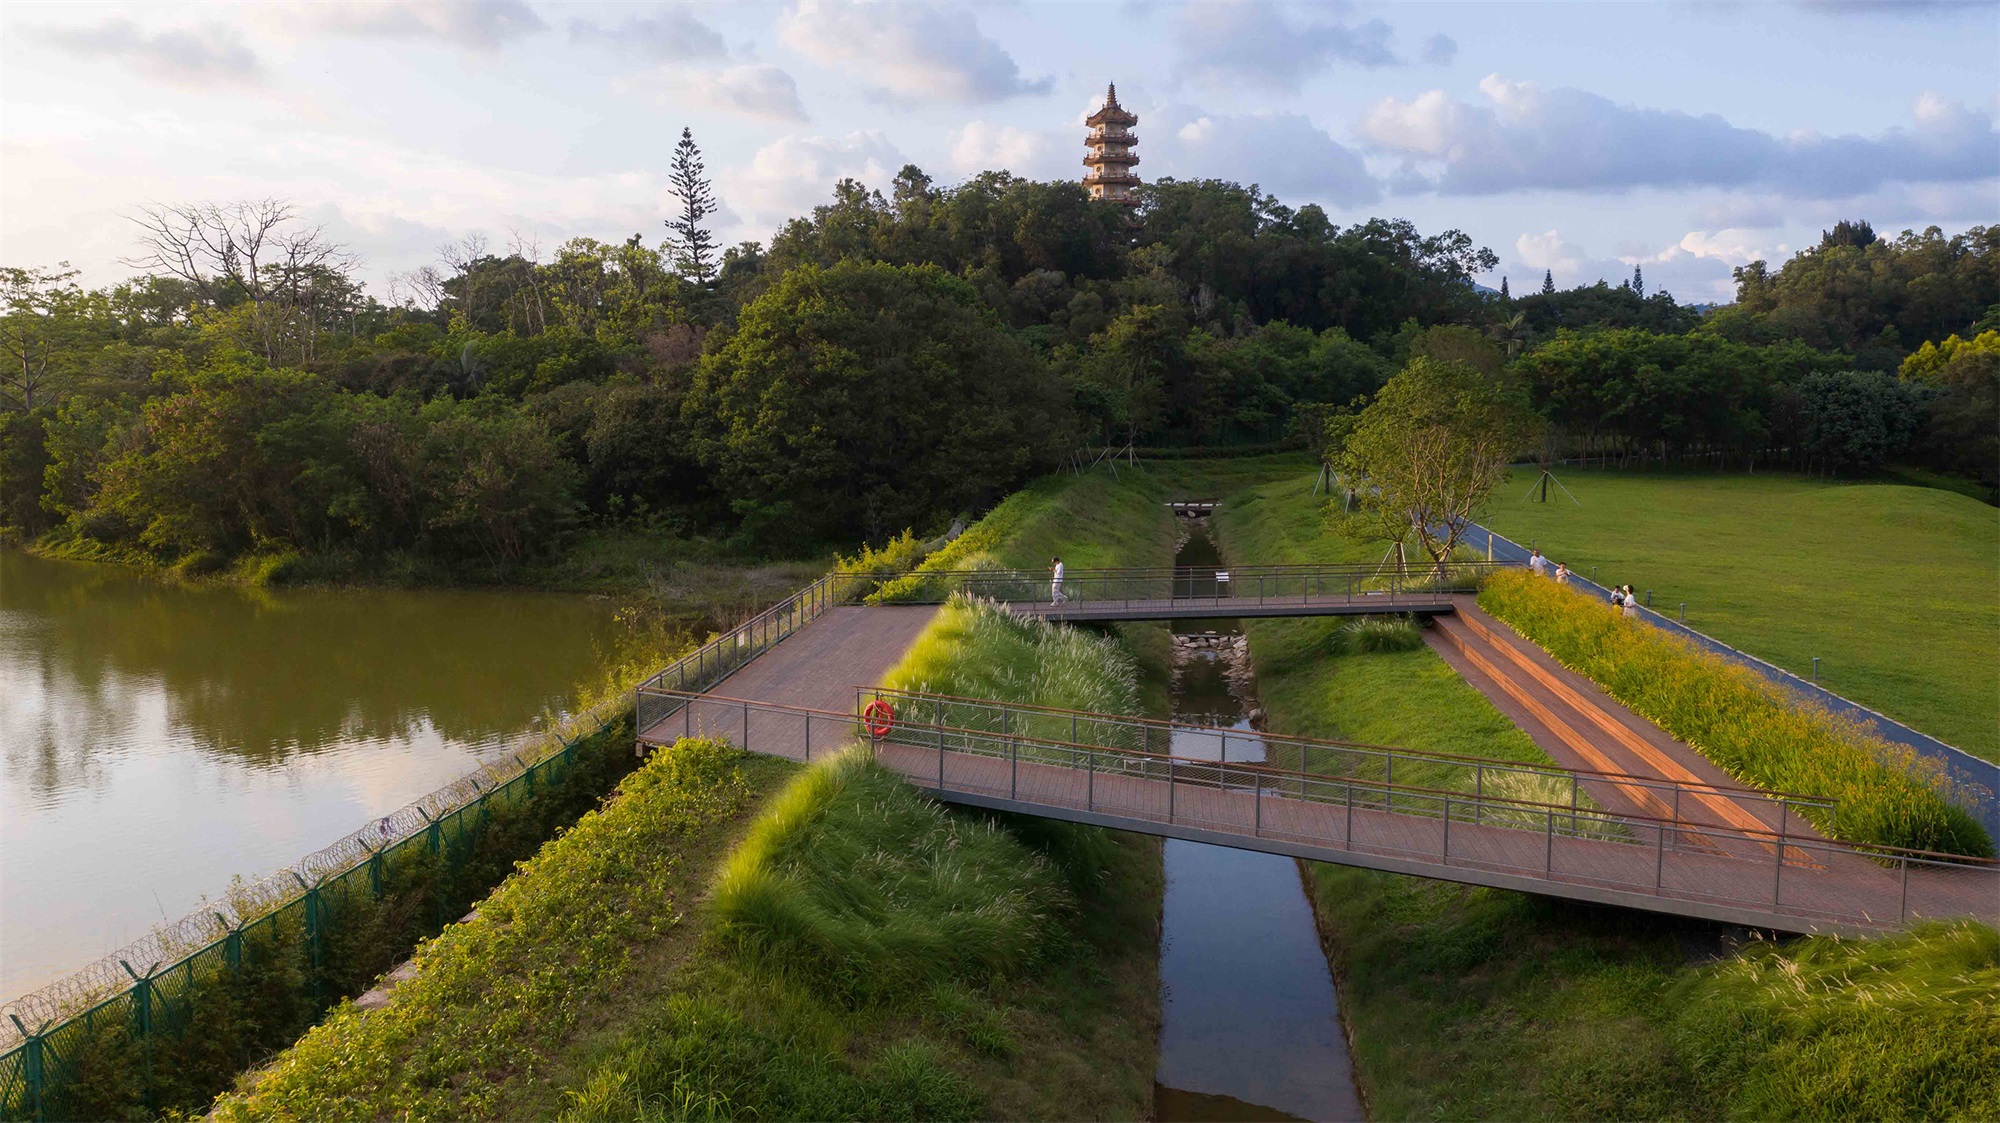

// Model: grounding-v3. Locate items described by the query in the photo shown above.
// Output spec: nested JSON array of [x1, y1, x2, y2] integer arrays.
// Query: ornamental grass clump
[[1668, 921, 2000, 1120], [711, 746, 1070, 1005], [1331, 615, 1424, 655], [878, 594, 1143, 747], [1479, 569, 1991, 857]]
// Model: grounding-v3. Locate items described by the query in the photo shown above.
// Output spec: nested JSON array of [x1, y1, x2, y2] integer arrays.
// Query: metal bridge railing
[[856, 687, 1838, 832], [869, 560, 1517, 607], [638, 690, 2000, 933]]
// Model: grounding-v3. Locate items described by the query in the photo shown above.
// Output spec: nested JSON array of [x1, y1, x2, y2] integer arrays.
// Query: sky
[[2, 0, 1996, 305]]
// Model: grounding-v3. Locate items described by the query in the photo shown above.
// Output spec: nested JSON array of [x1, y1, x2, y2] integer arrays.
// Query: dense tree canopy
[[0, 164, 1990, 575]]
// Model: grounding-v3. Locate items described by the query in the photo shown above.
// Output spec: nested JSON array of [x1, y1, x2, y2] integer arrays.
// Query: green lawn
[[1180, 456, 2000, 1121], [1484, 469, 2000, 761]]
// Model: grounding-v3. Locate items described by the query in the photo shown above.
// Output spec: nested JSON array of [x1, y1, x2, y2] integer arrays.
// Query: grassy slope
[[559, 747, 1163, 1123], [211, 742, 799, 1121], [1190, 455, 2000, 1121], [1485, 469, 2000, 761]]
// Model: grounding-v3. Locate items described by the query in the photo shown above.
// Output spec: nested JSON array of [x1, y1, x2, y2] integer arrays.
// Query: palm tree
[[1488, 313, 1529, 361]]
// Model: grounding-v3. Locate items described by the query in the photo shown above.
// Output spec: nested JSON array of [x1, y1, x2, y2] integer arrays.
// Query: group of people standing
[[1527, 549, 1639, 617]]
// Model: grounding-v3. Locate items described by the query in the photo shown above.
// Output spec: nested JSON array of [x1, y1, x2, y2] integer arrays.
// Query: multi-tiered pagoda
[[1083, 83, 1139, 205]]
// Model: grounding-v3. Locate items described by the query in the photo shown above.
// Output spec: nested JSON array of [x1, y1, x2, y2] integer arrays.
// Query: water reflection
[[0, 550, 618, 999]]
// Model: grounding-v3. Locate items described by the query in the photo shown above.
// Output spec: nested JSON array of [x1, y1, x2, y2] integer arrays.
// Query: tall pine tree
[[1540, 269, 1556, 296], [1499, 276, 1511, 301], [666, 127, 718, 285], [1633, 265, 1645, 299]]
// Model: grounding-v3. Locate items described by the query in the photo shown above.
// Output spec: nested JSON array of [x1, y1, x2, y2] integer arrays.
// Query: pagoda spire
[[1083, 81, 1140, 206]]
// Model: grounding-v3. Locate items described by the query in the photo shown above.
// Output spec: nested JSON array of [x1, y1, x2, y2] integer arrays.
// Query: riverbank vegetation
[[18, 713, 649, 1123], [1480, 570, 1990, 855], [1484, 468, 2000, 761]]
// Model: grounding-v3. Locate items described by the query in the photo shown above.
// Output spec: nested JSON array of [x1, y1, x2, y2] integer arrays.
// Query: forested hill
[[1, 170, 1994, 577]]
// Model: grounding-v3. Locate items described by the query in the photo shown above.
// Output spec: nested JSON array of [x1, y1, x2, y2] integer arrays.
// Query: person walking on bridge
[[1529, 548, 1548, 577], [1049, 556, 1066, 605], [1554, 562, 1570, 585]]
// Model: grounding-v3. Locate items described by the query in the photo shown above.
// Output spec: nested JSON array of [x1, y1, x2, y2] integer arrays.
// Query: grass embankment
[[211, 740, 796, 1120], [1192, 457, 2000, 1120], [1486, 469, 2000, 761], [562, 580, 1165, 1120], [1481, 570, 1991, 857]]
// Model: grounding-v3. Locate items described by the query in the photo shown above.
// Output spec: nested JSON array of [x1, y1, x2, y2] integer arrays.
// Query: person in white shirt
[[1621, 585, 1639, 618], [1554, 563, 1570, 584], [1529, 549, 1547, 576], [1050, 556, 1066, 604], [1610, 586, 1626, 608]]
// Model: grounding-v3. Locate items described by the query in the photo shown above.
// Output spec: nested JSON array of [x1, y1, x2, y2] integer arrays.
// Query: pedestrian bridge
[[874, 562, 1504, 622], [638, 686, 2000, 938]]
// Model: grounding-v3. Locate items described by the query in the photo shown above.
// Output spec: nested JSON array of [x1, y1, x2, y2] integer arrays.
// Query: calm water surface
[[1155, 524, 1362, 1122], [0, 550, 619, 1001]]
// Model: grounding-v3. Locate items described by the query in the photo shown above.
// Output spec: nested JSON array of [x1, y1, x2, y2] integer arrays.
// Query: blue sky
[[2, 0, 1995, 304]]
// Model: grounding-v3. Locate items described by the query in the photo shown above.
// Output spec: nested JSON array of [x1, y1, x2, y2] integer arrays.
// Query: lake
[[0, 550, 620, 1003]]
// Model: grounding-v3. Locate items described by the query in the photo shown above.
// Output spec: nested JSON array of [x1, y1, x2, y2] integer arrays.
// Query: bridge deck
[[1009, 592, 1456, 623], [638, 605, 936, 747], [649, 694, 1996, 936]]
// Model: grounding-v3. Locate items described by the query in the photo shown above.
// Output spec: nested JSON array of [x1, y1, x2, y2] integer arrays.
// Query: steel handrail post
[[1546, 810, 1554, 871], [1087, 746, 1095, 811], [1169, 755, 1176, 822], [936, 712, 945, 788], [1655, 821, 1666, 890], [804, 711, 811, 762], [1011, 735, 1018, 799], [1254, 779, 1262, 836], [1773, 806, 1786, 906], [743, 699, 751, 753], [1345, 781, 1354, 846], [1475, 764, 1483, 825], [1443, 795, 1451, 861], [1900, 856, 1911, 921]]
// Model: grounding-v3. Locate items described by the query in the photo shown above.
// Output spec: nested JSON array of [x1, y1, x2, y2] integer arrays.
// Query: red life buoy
[[863, 699, 895, 737]]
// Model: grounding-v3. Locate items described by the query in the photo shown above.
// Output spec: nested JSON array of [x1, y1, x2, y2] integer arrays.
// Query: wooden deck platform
[[1009, 592, 1457, 623]]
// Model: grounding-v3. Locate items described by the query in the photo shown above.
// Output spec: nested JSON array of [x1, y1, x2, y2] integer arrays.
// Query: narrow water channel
[[1155, 523, 1364, 1122]]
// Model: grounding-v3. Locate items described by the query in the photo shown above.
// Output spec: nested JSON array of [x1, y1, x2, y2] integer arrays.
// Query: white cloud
[[272, 0, 547, 52], [725, 131, 905, 228], [1172, 1, 1399, 90], [1364, 78, 2000, 197], [1160, 109, 1379, 207], [677, 66, 810, 123], [949, 122, 1049, 176], [567, 12, 727, 61], [1500, 228, 1748, 302], [780, 0, 1051, 104], [33, 19, 264, 89]]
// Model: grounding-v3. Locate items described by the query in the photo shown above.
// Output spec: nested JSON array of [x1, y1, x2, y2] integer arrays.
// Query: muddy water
[[1154, 523, 1364, 1122]]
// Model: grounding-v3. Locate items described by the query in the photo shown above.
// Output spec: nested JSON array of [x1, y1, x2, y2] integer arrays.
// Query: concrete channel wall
[[1461, 522, 2000, 841]]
